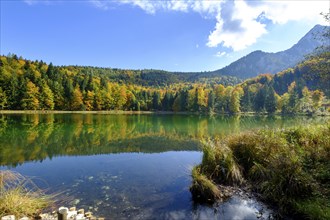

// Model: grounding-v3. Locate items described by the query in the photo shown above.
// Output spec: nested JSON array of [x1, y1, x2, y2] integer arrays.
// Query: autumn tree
[[311, 90, 324, 111], [298, 87, 313, 114], [229, 90, 242, 114], [101, 87, 114, 110], [214, 84, 226, 113], [112, 85, 127, 110], [71, 86, 84, 110], [84, 90, 95, 111], [39, 82, 55, 110], [21, 80, 40, 110]]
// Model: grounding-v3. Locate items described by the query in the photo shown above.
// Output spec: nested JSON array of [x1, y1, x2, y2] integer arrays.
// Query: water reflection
[[0, 114, 323, 218], [0, 114, 326, 167]]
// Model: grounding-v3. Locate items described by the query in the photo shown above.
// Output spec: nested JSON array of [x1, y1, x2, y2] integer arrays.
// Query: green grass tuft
[[0, 170, 53, 218], [294, 198, 330, 220]]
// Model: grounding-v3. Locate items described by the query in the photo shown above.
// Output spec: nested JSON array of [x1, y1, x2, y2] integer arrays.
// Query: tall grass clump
[[190, 166, 222, 203], [228, 129, 315, 208], [0, 170, 53, 218], [191, 123, 330, 219], [200, 139, 243, 186], [190, 139, 243, 203]]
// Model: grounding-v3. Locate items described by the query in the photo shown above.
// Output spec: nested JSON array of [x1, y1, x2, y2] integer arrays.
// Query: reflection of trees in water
[[0, 114, 327, 167]]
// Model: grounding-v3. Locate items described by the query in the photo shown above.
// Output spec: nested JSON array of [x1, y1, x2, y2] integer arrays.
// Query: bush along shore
[[190, 123, 330, 220]]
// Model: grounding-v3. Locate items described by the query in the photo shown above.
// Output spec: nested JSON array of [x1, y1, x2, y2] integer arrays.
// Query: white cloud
[[90, 0, 109, 10], [26, 0, 328, 51], [207, 0, 268, 51], [215, 51, 226, 57], [24, 0, 62, 5], [207, 0, 327, 51], [113, 0, 190, 14], [105, 0, 328, 51], [260, 1, 328, 25], [191, 1, 223, 16]]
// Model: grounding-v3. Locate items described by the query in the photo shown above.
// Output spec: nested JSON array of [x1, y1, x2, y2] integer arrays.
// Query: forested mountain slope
[[0, 51, 328, 114], [210, 25, 329, 79]]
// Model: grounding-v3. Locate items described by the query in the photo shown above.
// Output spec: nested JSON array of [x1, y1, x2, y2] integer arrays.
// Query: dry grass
[[0, 170, 53, 218]]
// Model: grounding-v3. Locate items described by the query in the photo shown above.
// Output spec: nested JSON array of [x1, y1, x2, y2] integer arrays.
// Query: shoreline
[[0, 110, 329, 116]]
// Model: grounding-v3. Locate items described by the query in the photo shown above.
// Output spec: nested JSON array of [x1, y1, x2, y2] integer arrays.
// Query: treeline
[[0, 52, 329, 114]]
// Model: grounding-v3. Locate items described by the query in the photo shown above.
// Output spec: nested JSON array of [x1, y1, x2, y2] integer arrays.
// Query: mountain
[[240, 51, 330, 96], [210, 25, 329, 79]]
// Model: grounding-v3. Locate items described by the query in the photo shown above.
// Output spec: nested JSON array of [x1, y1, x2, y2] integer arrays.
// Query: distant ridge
[[210, 24, 329, 79]]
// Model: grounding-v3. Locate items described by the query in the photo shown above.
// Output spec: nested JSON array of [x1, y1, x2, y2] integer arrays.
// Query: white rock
[[1, 216, 15, 220], [58, 207, 69, 214], [75, 214, 86, 220], [19, 218, 29, 220], [67, 210, 78, 218]]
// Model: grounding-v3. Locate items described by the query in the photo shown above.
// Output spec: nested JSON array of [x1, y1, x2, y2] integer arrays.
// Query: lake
[[0, 113, 324, 219]]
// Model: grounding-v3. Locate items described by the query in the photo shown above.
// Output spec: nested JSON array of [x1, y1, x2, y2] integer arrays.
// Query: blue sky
[[1, 0, 328, 72]]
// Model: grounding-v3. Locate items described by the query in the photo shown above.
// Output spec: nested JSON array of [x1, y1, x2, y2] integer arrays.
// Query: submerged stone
[[101, 186, 110, 190], [73, 199, 80, 205]]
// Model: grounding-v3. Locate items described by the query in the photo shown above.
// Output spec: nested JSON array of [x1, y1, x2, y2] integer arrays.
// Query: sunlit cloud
[[206, 0, 327, 51]]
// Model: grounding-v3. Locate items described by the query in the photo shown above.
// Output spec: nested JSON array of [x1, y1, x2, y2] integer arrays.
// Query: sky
[[0, 0, 329, 72]]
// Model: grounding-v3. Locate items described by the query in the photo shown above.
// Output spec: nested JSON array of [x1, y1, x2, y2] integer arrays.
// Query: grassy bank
[[191, 123, 330, 219], [0, 171, 53, 218]]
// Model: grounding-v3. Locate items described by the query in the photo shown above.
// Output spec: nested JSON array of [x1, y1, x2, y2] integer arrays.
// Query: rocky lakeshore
[[1, 206, 104, 220]]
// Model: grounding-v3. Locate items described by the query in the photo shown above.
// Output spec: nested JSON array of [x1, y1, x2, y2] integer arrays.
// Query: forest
[[0, 52, 329, 115]]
